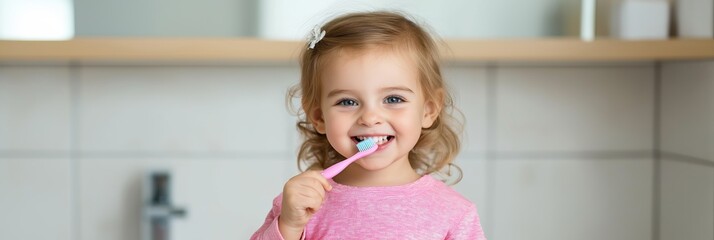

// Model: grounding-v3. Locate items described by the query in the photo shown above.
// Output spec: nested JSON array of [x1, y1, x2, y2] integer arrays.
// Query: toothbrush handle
[[321, 149, 375, 179]]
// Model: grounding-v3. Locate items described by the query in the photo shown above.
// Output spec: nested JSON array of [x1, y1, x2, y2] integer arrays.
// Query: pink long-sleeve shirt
[[251, 175, 487, 240]]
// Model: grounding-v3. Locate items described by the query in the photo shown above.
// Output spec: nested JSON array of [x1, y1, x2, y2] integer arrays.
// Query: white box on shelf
[[676, 0, 714, 38], [611, 0, 670, 40]]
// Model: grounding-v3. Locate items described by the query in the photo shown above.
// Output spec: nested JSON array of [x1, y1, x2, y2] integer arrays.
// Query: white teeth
[[355, 135, 391, 144]]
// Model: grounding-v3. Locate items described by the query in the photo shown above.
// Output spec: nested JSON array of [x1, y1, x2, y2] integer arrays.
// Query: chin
[[355, 157, 394, 171]]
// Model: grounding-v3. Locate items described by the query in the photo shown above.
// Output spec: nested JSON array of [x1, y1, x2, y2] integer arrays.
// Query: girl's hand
[[278, 170, 332, 240]]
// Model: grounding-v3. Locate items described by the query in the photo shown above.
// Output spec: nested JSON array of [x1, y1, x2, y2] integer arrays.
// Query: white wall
[[3, 61, 705, 240], [659, 61, 714, 240], [258, 0, 571, 39], [72, 0, 577, 38], [74, 0, 258, 36]]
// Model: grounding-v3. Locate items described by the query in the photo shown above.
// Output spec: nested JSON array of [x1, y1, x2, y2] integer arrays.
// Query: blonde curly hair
[[287, 11, 464, 184]]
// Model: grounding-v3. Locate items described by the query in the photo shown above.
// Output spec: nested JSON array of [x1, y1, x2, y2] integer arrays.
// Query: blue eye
[[384, 96, 405, 104], [336, 98, 358, 106]]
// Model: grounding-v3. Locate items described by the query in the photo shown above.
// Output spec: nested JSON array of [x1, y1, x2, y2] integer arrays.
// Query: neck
[[332, 157, 421, 187]]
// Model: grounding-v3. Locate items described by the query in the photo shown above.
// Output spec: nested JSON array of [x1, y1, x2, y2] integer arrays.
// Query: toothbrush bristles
[[356, 138, 377, 152]]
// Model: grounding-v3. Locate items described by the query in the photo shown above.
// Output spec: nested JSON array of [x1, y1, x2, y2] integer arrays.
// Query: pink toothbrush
[[321, 138, 378, 179]]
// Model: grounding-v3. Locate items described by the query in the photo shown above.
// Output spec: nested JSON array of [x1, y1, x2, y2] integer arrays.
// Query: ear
[[309, 107, 326, 134], [421, 91, 443, 128]]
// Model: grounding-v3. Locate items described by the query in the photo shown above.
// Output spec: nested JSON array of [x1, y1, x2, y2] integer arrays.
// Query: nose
[[357, 104, 383, 127]]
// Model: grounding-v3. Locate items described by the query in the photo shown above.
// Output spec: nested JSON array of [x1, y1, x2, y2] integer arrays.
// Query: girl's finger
[[307, 171, 333, 191]]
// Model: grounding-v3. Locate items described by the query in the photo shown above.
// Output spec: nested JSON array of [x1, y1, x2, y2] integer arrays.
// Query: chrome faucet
[[142, 170, 187, 240]]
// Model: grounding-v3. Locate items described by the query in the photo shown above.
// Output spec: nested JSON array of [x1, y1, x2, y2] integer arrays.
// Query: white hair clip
[[308, 25, 326, 49]]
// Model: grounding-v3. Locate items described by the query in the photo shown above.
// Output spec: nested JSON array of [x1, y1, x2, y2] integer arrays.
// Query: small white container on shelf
[[676, 0, 714, 38], [581, 0, 597, 41], [0, 0, 74, 40], [610, 0, 670, 40]]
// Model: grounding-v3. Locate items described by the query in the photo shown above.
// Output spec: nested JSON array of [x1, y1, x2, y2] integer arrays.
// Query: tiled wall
[[0, 61, 711, 240], [659, 61, 714, 240]]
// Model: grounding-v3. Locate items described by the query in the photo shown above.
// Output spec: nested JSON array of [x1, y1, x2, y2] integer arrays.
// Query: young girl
[[251, 11, 486, 240]]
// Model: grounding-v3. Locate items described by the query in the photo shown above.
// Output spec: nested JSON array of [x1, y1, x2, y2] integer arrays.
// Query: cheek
[[323, 112, 351, 140], [396, 109, 425, 138]]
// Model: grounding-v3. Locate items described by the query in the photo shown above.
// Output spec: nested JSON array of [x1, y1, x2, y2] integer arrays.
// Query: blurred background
[[0, 0, 713, 240]]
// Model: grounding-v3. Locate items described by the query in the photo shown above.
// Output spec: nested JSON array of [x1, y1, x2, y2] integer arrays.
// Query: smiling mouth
[[352, 135, 394, 145]]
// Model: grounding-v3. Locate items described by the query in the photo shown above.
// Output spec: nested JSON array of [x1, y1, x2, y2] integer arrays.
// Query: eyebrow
[[326, 86, 415, 98]]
